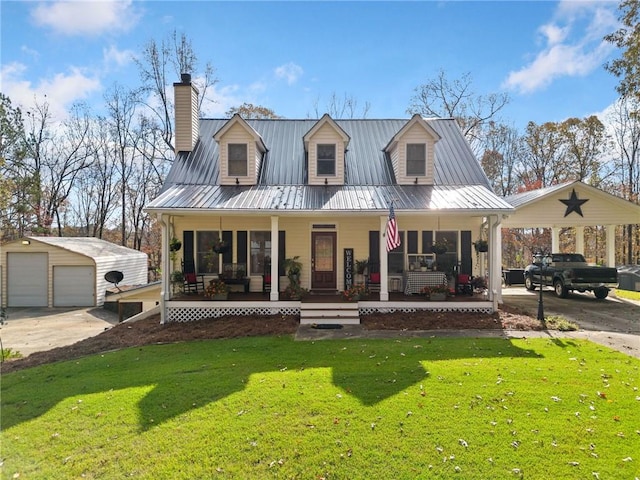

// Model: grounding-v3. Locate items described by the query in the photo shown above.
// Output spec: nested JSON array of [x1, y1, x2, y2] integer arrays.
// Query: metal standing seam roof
[[27, 237, 147, 259], [503, 182, 575, 208], [149, 117, 512, 214]]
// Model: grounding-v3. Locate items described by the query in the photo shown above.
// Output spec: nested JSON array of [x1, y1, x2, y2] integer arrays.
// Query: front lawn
[[2, 336, 639, 479]]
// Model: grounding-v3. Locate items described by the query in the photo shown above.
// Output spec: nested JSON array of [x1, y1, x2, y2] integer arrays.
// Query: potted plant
[[419, 257, 430, 271], [421, 283, 449, 301], [284, 256, 303, 287], [170, 270, 184, 294], [473, 239, 488, 253], [205, 279, 229, 300], [342, 283, 368, 302], [284, 283, 308, 300], [471, 276, 487, 294], [354, 259, 368, 283], [431, 239, 448, 255]]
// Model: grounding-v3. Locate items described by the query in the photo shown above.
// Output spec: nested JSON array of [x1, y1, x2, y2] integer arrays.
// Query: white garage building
[[0, 237, 148, 308]]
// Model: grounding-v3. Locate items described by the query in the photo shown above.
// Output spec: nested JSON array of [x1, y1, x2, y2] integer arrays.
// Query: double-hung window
[[196, 231, 220, 274], [228, 143, 248, 176], [406, 143, 426, 176], [317, 144, 336, 176]]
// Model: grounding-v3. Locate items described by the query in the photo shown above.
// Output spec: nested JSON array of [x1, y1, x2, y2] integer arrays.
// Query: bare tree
[[226, 103, 281, 119], [135, 30, 218, 154], [608, 96, 640, 263], [479, 122, 525, 196], [407, 70, 509, 147], [311, 92, 371, 119]]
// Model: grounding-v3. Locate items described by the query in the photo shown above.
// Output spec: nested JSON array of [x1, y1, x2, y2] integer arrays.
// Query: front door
[[311, 232, 336, 290]]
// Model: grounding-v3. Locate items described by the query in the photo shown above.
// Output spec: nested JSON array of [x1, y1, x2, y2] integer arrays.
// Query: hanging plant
[[169, 237, 182, 252], [212, 239, 229, 254], [431, 239, 448, 255], [473, 239, 488, 253]]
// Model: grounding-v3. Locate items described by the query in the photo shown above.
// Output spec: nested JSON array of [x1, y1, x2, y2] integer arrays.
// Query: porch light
[[22, 240, 30, 245]]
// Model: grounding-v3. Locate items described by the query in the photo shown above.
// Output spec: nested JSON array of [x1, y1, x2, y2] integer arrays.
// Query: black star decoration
[[559, 188, 589, 217]]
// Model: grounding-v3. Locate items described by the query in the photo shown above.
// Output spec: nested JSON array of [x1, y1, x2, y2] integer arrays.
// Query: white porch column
[[575, 226, 585, 255], [379, 215, 389, 301], [487, 215, 502, 307], [495, 217, 503, 304], [159, 214, 170, 324], [270, 216, 280, 301], [551, 227, 560, 253], [606, 224, 616, 267]]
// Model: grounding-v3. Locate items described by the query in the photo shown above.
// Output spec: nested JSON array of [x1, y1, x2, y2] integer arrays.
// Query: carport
[[0, 237, 148, 308], [502, 181, 640, 268]]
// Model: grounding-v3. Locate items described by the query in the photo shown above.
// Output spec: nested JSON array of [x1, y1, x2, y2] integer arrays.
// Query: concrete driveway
[[1, 307, 119, 357]]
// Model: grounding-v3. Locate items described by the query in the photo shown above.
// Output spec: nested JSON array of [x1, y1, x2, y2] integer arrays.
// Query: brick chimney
[[173, 73, 199, 153]]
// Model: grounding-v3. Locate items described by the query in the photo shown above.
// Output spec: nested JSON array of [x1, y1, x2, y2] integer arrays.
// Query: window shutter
[[183, 231, 194, 263], [222, 230, 233, 263], [461, 230, 472, 274], [279, 231, 286, 276], [369, 231, 380, 264], [408, 231, 418, 254], [421, 231, 433, 254], [237, 231, 247, 264]]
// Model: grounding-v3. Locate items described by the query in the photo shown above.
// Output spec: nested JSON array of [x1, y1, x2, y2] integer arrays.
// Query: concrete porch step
[[299, 302, 360, 325]]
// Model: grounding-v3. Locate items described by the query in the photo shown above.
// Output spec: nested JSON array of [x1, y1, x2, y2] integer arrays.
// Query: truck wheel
[[554, 279, 568, 298], [594, 288, 609, 300], [524, 275, 536, 291]]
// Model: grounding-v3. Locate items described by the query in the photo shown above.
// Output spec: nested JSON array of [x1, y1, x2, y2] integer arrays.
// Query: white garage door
[[53, 266, 96, 307], [8, 252, 48, 307]]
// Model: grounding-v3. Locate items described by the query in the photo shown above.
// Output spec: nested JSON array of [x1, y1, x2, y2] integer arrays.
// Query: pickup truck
[[524, 253, 618, 299]]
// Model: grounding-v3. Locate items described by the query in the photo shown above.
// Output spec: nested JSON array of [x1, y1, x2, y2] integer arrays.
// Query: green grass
[[2, 336, 639, 479], [615, 288, 640, 301]]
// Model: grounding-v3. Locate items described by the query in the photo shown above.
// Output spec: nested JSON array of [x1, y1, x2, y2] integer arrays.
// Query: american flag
[[385, 203, 401, 252]]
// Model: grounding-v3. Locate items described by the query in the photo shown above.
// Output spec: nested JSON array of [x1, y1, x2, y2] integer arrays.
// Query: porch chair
[[262, 259, 271, 293], [366, 262, 381, 293], [455, 273, 473, 295], [182, 259, 205, 294]]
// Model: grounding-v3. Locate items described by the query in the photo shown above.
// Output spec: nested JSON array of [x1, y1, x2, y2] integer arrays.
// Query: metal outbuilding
[[0, 237, 148, 308]]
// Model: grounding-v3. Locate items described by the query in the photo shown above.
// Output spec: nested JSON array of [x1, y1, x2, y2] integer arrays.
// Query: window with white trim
[[317, 144, 336, 176], [196, 231, 220, 274], [406, 143, 426, 176], [228, 143, 248, 176], [250, 231, 271, 275]]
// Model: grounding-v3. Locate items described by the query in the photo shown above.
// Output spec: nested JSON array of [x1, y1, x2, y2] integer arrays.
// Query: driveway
[[501, 286, 640, 358], [1, 307, 119, 357]]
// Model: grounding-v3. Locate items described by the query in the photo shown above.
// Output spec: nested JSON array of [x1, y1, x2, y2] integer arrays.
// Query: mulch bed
[[1, 304, 542, 373]]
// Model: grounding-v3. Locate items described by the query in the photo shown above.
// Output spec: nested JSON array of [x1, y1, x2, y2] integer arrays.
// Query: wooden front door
[[311, 232, 336, 290]]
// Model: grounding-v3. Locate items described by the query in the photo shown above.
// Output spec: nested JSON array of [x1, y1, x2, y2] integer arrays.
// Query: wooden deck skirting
[[165, 293, 493, 323]]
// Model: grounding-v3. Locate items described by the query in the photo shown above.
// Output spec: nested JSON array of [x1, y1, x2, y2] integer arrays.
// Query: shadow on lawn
[[2, 337, 538, 431]]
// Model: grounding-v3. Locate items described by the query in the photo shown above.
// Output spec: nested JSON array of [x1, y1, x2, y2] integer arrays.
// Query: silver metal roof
[[504, 182, 574, 208], [147, 184, 513, 214], [149, 117, 512, 214], [27, 236, 147, 259]]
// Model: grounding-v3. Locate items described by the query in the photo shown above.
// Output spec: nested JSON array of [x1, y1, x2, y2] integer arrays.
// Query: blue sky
[[0, 1, 622, 132]]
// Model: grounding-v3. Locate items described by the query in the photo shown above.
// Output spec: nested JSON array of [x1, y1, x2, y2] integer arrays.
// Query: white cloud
[[103, 45, 134, 69], [503, 1, 618, 94], [274, 62, 303, 85], [1, 62, 101, 120], [30, 0, 140, 36]]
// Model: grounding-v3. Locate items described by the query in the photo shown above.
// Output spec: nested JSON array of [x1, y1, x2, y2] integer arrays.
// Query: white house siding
[[92, 252, 148, 306], [219, 123, 259, 186], [307, 123, 345, 186], [174, 83, 199, 152]]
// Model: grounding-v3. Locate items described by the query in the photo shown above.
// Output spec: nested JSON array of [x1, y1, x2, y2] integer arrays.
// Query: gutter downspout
[[159, 214, 170, 324]]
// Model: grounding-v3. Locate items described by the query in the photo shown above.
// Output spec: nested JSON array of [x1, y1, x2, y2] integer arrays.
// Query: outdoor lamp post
[[534, 251, 552, 321]]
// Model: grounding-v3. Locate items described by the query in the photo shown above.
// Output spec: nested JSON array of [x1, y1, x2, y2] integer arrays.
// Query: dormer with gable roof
[[213, 114, 267, 186], [303, 114, 350, 185], [384, 114, 441, 185]]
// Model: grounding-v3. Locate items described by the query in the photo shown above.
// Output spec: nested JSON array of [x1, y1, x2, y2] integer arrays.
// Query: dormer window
[[317, 144, 336, 176], [406, 143, 426, 176], [228, 143, 248, 176]]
